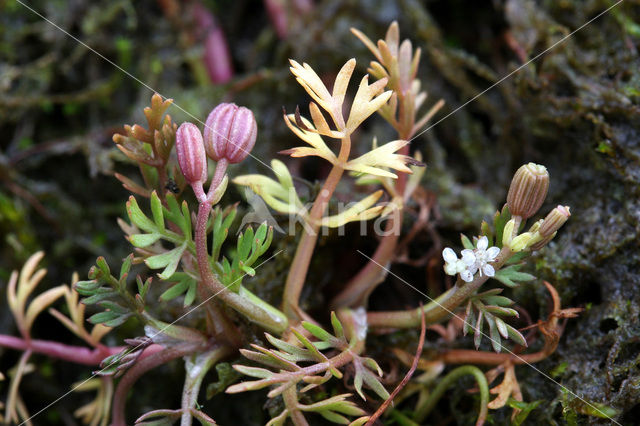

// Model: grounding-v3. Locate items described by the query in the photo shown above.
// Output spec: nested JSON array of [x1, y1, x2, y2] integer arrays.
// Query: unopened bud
[[204, 103, 257, 164], [507, 163, 549, 219], [502, 219, 516, 247], [509, 232, 534, 252], [539, 205, 571, 237], [176, 123, 207, 184]]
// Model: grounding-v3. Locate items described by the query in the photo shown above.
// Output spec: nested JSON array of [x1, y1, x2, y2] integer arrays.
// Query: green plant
[[1, 22, 592, 426]]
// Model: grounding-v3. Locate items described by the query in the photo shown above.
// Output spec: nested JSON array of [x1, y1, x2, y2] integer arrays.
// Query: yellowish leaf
[[351, 27, 381, 62], [345, 76, 391, 133], [332, 59, 356, 109], [345, 140, 412, 179], [24, 286, 67, 332], [289, 60, 333, 113], [320, 190, 383, 228], [283, 114, 337, 163]]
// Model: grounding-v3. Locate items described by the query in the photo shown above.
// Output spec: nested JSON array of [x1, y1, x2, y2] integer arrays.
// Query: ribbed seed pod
[[176, 122, 207, 184], [507, 163, 549, 219], [203, 103, 257, 164]]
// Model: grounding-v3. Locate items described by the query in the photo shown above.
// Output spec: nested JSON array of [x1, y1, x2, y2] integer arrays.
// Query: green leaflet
[[464, 290, 527, 351], [507, 398, 543, 426], [77, 254, 142, 330], [219, 222, 273, 292], [159, 272, 198, 307], [493, 264, 536, 288], [145, 242, 188, 280]]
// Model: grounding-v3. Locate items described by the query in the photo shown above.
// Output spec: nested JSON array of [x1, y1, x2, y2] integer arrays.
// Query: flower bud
[[204, 103, 257, 164], [539, 205, 571, 237], [176, 122, 207, 184], [507, 163, 549, 219], [508, 232, 535, 252]]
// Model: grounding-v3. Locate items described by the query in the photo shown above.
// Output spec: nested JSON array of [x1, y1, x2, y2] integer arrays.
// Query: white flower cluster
[[442, 236, 500, 283]]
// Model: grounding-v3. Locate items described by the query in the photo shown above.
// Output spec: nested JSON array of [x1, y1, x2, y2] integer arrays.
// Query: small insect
[[165, 179, 179, 194]]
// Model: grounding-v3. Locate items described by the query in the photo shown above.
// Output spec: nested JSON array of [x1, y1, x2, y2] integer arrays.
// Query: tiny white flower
[[470, 236, 500, 278], [461, 249, 476, 266], [477, 235, 489, 250], [486, 246, 500, 259], [483, 264, 495, 277], [460, 270, 474, 282], [442, 247, 467, 276], [442, 247, 457, 264], [442, 236, 500, 283], [444, 262, 458, 276]]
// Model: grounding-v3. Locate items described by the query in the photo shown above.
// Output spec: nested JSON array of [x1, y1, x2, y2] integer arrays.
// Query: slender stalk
[[283, 135, 351, 319], [366, 247, 513, 328], [413, 365, 489, 425], [112, 344, 202, 426], [195, 203, 288, 333], [208, 158, 228, 198]]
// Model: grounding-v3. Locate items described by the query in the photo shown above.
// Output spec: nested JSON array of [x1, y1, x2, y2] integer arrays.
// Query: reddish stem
[[282, 135, 351, 319], [0, 334, 164, 366], [112, 344, 202, 426]]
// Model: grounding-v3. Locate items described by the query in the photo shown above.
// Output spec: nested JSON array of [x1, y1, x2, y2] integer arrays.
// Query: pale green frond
[[367, 61, 389, 80], [233, 160, 305, 215], [272, 159, 294, 190], [346, 164, 400, 179], [385, 21, 400, 57], [320, 191, 384, 228], [233, 175, 288, 200], [24, 286, 67, 332], [281, 147, 335, 162], [345, 140, 412, 179]]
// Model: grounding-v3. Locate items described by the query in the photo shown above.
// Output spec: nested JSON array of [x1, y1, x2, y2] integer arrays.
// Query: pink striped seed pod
[[176, 122, 208, 184], [203, 103, 257, 164]]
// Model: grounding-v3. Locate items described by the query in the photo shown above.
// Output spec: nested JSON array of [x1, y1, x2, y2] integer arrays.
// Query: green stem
[[282, 135, 351, 319], [195, 203, 288, 334], [367, 247, 513, 328], [414, 365, 489, 426], [180, 346, 233, 426]]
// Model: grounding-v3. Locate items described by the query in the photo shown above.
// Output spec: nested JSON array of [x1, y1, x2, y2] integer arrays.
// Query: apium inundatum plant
[[1, 23, 580, 426]]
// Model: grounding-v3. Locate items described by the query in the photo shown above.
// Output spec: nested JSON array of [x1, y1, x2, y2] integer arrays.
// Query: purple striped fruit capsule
[[176, 122, 207, 184], [204, 103, 257, 164]]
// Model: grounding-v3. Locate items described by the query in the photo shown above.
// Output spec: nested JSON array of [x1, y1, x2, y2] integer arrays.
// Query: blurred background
[[1, 0, 640, 423]]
